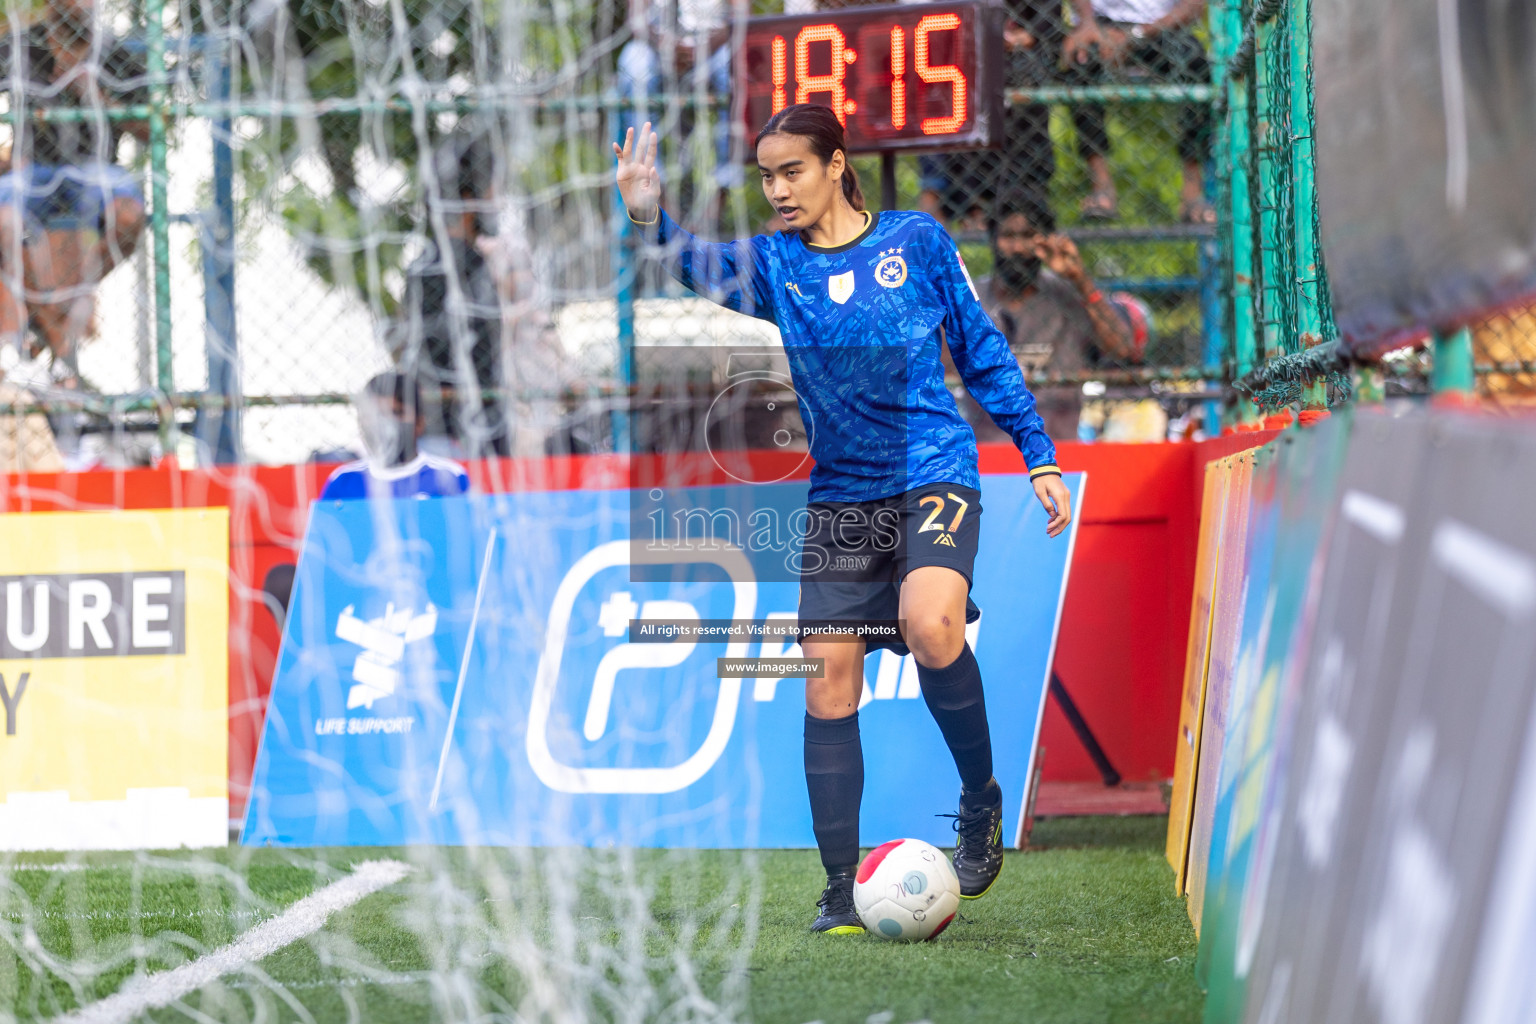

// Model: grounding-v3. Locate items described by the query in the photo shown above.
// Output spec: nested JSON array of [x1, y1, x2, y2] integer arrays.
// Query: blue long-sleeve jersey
[[638, 207, 1059, 502]]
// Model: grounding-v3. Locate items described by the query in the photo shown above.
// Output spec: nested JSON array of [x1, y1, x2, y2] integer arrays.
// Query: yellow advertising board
[[0, 508, 229, 850], [1166, 456, 1230, 886]]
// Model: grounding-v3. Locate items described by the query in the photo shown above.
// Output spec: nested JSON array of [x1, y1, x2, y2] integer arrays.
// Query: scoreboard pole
[[881, 153, 897, 210]]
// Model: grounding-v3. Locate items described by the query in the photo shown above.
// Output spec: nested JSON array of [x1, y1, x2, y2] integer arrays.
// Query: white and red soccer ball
[[853, 838, 962, 941]]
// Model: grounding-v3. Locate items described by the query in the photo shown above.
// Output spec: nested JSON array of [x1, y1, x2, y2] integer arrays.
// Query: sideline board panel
[[1166, 457, 1230, 883], [243, 475, 1082, 849], [1183, 451, 1254, 925], [1197, 413, 1351, 1003], [1299, 421, 1536, 1024], [0, 508, 230, 850], [1191, 411, 1536, 1024], [1232, 412, 1430, 1023]]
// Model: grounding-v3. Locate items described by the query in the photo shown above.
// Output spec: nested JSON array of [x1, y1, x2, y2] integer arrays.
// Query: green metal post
[[1252, 17, 1283, 363], [1431, 327, 1476, 398], [1289, 0, 1327, 412], [1287, 0, 1321, 346], [1225, 0, 1260, 426], [145, 0, 175, 453]]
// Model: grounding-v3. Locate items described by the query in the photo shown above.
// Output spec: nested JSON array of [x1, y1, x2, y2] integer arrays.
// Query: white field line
[[54, 859, 410, 1024]]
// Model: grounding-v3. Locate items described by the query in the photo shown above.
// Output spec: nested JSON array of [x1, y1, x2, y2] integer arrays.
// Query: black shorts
[[797, 482, 982, 656]]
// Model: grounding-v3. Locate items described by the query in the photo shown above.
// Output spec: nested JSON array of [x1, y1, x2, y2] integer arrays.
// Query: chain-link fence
[[0, 0, 1241, 472]]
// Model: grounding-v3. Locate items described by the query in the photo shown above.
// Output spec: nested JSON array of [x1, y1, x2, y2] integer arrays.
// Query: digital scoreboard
[[739, 1, 1005, 155]]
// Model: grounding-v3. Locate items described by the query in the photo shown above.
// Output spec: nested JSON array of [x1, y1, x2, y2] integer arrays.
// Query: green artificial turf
[[0, 816, 1202, 1023]]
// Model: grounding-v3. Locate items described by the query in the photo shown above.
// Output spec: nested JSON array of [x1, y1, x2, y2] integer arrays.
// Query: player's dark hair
[[363, 370, 422, 420], [755, 103, 865, 212], [988, 188, 1056, 237]]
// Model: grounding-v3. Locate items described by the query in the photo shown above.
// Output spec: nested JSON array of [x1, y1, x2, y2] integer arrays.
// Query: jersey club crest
[[876, 249, 908, 289], [828, 271, 856, 304]]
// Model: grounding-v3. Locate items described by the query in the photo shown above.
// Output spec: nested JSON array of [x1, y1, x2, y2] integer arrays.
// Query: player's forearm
[[957, 354, 1056, 468], [635, 208, 770, 320]]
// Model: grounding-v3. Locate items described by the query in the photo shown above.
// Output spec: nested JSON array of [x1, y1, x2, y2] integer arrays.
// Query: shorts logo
[[828, 271, 855, 304], [918, 492, 969, 547], [876, 249, 908, 289]]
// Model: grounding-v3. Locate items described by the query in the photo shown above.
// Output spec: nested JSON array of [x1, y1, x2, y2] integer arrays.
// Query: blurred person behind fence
[[617, 0, 746, 219], [263, 370, 471, 626], [945, 190, 1145, 441], [0, 0, 148, 385], [396, 131, 511, 458], [1062, 0, 1213, 223], [320, 370, 470, 502]]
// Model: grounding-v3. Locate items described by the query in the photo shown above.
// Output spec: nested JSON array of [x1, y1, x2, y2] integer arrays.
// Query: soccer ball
[[853, 838, 962, 941]]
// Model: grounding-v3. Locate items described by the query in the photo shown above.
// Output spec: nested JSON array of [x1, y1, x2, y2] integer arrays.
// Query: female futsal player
[[615, 104, 1072, 934]]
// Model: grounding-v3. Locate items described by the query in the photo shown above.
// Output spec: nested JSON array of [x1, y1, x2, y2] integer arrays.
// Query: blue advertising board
[[242, 473, 1082, 849]]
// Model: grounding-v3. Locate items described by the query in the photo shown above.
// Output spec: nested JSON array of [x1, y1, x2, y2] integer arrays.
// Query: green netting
[[1212, 0, 1352, 416]]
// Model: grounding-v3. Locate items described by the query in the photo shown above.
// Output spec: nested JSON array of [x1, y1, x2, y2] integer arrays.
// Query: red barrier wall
[[0, 437, 1271, 818]]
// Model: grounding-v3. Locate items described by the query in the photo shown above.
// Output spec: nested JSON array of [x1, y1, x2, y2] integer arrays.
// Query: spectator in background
[[946, 190, 1145, 441], [918, 0, 1060, 231], [396, 131, 510, 457], [1063, 0, 1213, 223], [617, 0, 745, 216], [0, 0, 148, 386], [262, 371, 470, 626], [320, 371, 470, 501]]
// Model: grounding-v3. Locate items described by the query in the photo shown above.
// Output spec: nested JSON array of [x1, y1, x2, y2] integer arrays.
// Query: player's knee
[[904, 613, 964, 668], [804, 643, 863, 715]]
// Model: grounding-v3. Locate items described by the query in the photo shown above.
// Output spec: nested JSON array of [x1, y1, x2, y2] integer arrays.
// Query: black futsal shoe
[[810, 871, 865, 935], [950, 779, 1005, 899]]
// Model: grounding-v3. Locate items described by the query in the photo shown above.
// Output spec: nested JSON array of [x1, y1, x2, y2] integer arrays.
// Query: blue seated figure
[[321, 371, 471, 502], [263, 372, 470, 627]]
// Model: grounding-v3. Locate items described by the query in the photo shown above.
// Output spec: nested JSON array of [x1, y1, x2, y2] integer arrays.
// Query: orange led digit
[[914, 13, 967, 135], [795, 23, 852, 124], [772, 35, 787, 114], [889, 27, 906, 130]]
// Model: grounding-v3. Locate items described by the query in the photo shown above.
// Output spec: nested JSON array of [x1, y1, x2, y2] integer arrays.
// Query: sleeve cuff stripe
[[1028, 464, 1062, 479]]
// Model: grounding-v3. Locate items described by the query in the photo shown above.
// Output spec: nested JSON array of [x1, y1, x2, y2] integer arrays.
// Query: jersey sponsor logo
[[957, 252, 979, 301], [828, 270, 856, 304], [876, 249, 908, 289]]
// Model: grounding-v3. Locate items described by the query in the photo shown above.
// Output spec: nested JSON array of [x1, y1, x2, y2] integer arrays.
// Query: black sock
[[916, 641, 996, 797], [804, 711, 863, 874]]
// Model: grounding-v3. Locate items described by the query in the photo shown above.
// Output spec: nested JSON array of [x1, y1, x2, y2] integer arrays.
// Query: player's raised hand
[[1033, 474, 1072, 538], [613, 123, 661, 222]]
